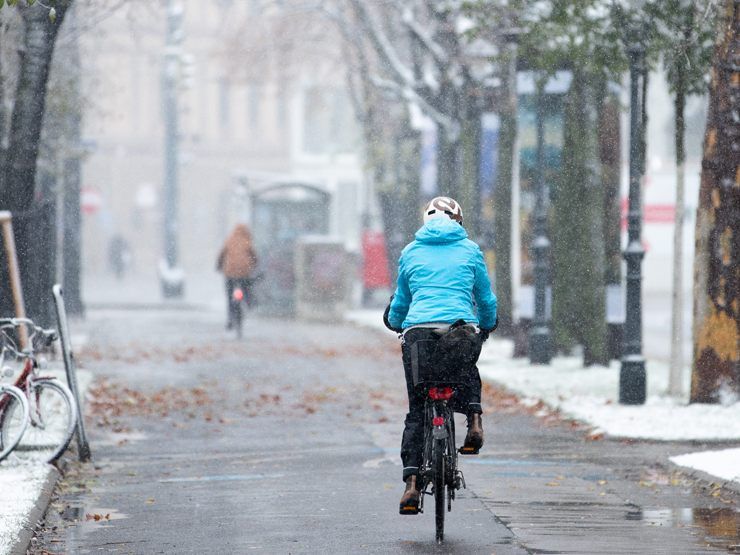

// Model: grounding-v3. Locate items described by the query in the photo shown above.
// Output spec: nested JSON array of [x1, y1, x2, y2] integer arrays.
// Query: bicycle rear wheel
[[0, 386, 29, 462], [16, 379, 76, 463], [235, 303, 243, 339], [433, 438, 446, 544]]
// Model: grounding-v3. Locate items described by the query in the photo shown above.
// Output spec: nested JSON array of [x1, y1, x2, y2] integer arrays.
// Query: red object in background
[[362, 230, 391, 289], [80, 186, 103, 215], [232, 288, 244, 301], [620, 198, 676, 228]]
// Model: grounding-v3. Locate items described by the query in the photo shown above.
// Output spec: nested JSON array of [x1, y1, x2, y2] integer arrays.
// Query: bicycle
[[0, 381, 29, 462], [228, 280, 248, 339], [416, 382, 466, 544], [0, 318, 77, 463]]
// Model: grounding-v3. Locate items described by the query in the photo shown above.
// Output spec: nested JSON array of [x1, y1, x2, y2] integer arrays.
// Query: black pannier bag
[[409, 320, 482, 388]]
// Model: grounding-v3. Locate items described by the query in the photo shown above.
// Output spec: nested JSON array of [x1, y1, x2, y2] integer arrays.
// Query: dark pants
[[400, 327, 483, 482], [225, 277, 250, 324]]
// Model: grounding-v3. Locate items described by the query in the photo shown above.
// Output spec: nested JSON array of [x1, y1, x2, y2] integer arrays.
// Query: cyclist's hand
[[480, 316, 498, 341], [479, 322, 496, 342], [383, 297, 403, 333]]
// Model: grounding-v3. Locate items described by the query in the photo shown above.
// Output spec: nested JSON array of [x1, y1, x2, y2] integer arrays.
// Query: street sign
[[80, 186, 103, 215]]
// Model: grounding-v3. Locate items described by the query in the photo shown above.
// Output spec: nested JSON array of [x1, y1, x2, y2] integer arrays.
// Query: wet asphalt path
[[33, 307, 739, 554]]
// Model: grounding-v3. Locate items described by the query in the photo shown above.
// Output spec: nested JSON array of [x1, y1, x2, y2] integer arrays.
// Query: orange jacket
[[217, 224, 258, 279]]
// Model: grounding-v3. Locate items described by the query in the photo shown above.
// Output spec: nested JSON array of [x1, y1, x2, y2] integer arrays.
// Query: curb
[[8, 465, 60, 555], [667, 460, 740, 496]]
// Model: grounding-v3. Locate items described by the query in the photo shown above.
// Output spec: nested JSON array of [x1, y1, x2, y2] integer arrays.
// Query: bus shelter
[[250, 183, 331, 315]]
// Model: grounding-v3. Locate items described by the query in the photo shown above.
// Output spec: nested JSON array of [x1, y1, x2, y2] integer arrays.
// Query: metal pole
[[528, 76, 552, 364], [619, 41, 647, 404], [52, 284, 91, 461], [161, 0, 184, 298]]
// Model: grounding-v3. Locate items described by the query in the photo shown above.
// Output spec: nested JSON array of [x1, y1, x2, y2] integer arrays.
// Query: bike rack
[[52, 284, 91, 462]]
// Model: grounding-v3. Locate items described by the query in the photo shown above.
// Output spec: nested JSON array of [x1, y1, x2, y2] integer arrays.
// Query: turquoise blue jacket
[[387, 218, 497, 330]]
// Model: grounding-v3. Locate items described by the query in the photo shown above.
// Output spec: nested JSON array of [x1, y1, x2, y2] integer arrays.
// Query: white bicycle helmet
[[423, 196, 463, 225]]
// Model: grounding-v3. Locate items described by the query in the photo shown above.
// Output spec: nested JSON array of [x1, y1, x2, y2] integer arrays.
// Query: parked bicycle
[[0, 381, 29, 462], [0, 318, 77, 463]]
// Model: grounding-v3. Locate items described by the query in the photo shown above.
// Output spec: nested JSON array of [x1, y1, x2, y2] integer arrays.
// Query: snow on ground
[[346, 309, 740, 442], [670, 448, 740, 485], [0, 462, 53, 555], [0, 368, 92, 553], [477, 339, 740, 442]]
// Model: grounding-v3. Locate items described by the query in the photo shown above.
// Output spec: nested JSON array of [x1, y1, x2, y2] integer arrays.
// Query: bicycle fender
[[433, 427, 447, 440]]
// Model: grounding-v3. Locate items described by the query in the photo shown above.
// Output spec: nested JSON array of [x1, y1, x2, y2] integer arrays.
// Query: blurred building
[[78, 1, 365, 296]]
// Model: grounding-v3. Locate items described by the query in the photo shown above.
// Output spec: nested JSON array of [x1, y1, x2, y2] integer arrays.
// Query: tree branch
[[370, 74, 458, 135], [347, 0, 418, 90], [398, 1, 449, 68]]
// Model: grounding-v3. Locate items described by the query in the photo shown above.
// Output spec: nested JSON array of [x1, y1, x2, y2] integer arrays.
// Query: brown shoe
[[460, 413, 483, 455], [399, 476, 420, 515]]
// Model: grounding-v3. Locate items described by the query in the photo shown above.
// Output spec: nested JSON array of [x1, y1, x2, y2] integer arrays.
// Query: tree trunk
[[436, 130, 460, 199], [690, 0, 739, 404], [552, 69, 608, 366], [669, 39, 688, 396], [0, 3, 71, 323], [0, 3, 69, 208], [373, 105, 420, 287], [61, 10, 84, 315], [459, 89, 482, 238], [492, 45, 517, 335], [597, 85, 622, 287]]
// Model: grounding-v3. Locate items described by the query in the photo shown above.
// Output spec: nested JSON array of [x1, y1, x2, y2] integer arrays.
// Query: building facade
[[79, 1, 365, 299]]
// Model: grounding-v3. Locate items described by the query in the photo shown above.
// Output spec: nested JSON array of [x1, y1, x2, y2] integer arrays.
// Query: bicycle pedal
[[399, 505, 420, 515], [458, 446, 480, 455]]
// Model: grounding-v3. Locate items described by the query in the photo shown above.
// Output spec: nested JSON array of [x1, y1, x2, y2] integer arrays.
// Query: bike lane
[[31, 307, 738, 553]]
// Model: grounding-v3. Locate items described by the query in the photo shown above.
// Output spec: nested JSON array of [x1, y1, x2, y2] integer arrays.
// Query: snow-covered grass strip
[[0, 463, 55, 555], [478, 340, 740, 441], [670, 448, 740, 485], [0, 367, 92, 552]]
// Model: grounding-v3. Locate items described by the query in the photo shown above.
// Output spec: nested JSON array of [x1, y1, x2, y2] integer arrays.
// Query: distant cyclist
[[217, 224, 258, 329], [384, 196, 497, 514]]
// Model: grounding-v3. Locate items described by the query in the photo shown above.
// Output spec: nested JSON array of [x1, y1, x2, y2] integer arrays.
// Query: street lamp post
[[160, 0, 185, 298], [528, 76, 552, 364], [619, 32, 647, 404]]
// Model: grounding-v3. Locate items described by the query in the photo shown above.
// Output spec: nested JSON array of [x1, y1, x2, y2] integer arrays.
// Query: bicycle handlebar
[[0, 318, 57, 357]]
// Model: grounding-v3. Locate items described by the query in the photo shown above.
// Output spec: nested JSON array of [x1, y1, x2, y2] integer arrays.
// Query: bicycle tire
[[235, 303, 243, 339], [433, 438, 446, 544], [0, 385, 29, 462], [15, 378, 77, 463]]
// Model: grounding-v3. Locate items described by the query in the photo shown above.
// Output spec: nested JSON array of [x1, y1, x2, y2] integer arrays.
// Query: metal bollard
[[52, 284, 91, 462]]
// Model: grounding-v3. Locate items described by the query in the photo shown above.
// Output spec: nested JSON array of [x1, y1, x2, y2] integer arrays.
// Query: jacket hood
[[415, 217, 468, 244]]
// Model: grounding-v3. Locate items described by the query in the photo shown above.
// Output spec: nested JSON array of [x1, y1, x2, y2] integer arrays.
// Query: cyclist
[[216, 224, 258, 329], [384, 196, 497, 515]]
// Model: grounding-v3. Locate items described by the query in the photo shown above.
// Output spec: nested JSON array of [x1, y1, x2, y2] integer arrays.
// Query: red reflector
[[232, 288, 244, 301], [432, 416, 445, 427], [428, 387, 454, 400]]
